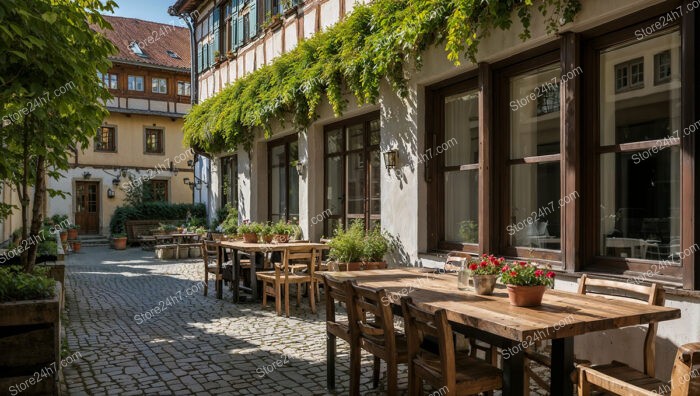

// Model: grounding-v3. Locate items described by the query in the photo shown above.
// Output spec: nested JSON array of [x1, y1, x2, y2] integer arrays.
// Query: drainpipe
[[168, 7, 198, 105]]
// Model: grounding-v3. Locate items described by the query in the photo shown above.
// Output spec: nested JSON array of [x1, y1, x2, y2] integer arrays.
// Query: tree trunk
[[25, 156, 46, 273]]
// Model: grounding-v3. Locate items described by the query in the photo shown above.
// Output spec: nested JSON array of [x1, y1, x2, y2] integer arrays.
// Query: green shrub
[[219, 205, 239, 234], [328, 220, 390, 263], [37, 240, 58, 257], [109, 203, 206, 234], [0, 266, 56, 302], [363, 226, 389, 262], [238, 222, 263, 235], [272, 220, 294, 235]]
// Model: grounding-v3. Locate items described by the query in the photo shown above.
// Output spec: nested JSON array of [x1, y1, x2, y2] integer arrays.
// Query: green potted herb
[[272, 220, 292, 243], [112, 233, 127, 250], [499, 261, 556, 307], [260, 223, 274, 243], [238, 221, 262, 243], [328, 220, 389, 270]]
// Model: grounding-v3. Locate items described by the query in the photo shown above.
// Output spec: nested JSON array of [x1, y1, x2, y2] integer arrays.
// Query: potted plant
[[260, 223, 274, 243], [112, 233, 127, 250], [499, 261, 556, 307], [0, 267, 61, 396], [155, 223, 177, 235], [272, 220, 292, 243], [226, 50, 237, 60], [468, 254, 505, 295], [67, 224, 79, 240], [328, 220, 389, 270], [71, 240, 82, 253], [238, 221, 262, 243]]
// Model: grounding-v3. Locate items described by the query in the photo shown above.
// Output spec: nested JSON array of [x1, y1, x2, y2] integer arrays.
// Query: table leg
[[251, 252, 262, 302], [502, 341, 525, 396], [327, 333, 336, 390], [233, 248, 240, 303], [216, 245, 223, 300], [551, 337, 574, 396]]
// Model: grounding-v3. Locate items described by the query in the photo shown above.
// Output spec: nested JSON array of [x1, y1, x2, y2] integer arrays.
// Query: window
[[427, 81, 479, 250], [144, 128, 164, 154], [97, 72, 118, 89], [269, 136, 299, 223], [94, 126, 116, 152], [166, 50, 181, 59], [323, 114, 381, 235], [143, 180, 168, 202], [221, 155, 238, 209], [654, 50, 672, 85], [128, 75, 144, 91], [506, 62, 562, 254], [177, 81, 191, 96], [129, 42, 148, 58], [152, 78, 167, 94], [597, 30, 681, 264], [614, 57, 644, 93]]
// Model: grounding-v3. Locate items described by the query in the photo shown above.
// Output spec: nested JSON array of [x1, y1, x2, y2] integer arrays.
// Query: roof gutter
[[168, 5, 198, 105]]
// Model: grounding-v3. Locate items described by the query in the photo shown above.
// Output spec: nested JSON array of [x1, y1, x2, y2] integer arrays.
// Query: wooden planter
[[113, 237, 127, 250], [67, 229, 78, 240], [333, 261, 388, 271], [0, 283, 62, 396]]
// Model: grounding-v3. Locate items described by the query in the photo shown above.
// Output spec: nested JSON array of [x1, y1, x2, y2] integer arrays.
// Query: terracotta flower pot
[[59, 231, 68, 242], [113, 237, 127, 250], [71, 241, 82, 253], [262, 234, 273, 243], [506, 285, 546, 307], [473, 274, 498, 295], [274, 234, 290, 243], [242, 233, 258, 243], [67, 229, 78, 240]]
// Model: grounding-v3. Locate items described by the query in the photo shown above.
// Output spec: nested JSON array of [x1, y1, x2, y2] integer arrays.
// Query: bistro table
[[321, 268, 681, 396], [216, 240, 329, 302]]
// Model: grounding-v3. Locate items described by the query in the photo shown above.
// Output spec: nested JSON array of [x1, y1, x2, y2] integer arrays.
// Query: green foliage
[[37, 240, 57, 256], [184, 0, 581, 154], [468, 254, 504, 275], [271, 220, 295, 235], [109, 203, 206, 234], [499, 261, 555, 287], [186, 216, 207, 228], [328, 220, 390, 263], [459, 220, 478, 243], [0, 266, 56, 302], [237, 222, 264, 235], [218, 204, 239, 234], [260, 223, 274, 237], [156, 223, 178, 233], [111, 233, 126, 238]]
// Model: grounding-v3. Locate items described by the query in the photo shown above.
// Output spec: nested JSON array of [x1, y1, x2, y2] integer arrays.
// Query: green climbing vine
[[184, 0, 581, 154]]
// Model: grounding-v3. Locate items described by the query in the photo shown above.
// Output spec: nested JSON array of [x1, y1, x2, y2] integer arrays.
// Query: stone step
[[73, 235, 110, 247]]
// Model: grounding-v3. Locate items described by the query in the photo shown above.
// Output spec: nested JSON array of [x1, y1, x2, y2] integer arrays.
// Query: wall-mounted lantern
[[112, 178, 120, 186], [107, 188, 116, 198], [83, 171, 92, 179], [383, 150, 398, 171]]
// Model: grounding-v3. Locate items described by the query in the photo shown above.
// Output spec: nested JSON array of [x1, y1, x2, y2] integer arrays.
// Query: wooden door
[[75, 181, 99, 234]]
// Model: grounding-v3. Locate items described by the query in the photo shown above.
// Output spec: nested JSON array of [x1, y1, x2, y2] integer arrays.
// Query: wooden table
[[321, 269, 681, 396], [216, 241, 328, 302]]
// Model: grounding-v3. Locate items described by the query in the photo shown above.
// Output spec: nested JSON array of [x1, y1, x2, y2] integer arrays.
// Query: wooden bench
[[125, 219, 182, 245]]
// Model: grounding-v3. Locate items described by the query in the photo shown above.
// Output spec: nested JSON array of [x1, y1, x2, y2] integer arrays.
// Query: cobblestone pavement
[[62, 247, 549, 395]]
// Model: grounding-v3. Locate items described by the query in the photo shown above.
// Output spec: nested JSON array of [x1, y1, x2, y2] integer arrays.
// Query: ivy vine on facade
[[183, 0, 582, 154]]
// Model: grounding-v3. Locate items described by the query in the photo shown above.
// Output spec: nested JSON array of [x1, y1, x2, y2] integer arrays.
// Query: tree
[[0, 0, 117, 271]]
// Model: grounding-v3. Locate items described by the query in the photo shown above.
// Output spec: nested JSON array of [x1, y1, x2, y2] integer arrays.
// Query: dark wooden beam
[[478, 62, 492, 255]]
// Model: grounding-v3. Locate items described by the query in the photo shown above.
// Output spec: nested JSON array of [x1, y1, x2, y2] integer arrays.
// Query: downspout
[[168, 6, 199, 205]]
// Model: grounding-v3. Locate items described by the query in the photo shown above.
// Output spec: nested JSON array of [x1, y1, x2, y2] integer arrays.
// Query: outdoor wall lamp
[[107, 188, 115, 198], [112, 178, 120, 186], [295, 160, 305, 175], [187, 159, 194, 167], [383, 150, 398, 170], [120, 168, 128, 178], [169, 161, 178, 176], [83, 171, 92, 179]]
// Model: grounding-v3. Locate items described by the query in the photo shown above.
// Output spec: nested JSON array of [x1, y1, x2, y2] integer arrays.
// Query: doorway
[[75, 181, 100, 234]]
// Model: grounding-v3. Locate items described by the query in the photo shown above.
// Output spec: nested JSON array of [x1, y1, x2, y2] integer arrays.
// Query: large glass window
[[598, 30, 681, 262], [144, 128, 164, 154], [324, 115, 381, 235], [268, 136, 299, 222], [95, 126, 116, 152], [508, 63, 562, 251]]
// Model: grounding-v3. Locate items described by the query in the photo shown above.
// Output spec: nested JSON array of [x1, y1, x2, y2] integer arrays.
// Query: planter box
[[189, 247, 201, 258], [0, 283, 61, 396], [155, 245, 175, 260], [330, 261, 388, 271]]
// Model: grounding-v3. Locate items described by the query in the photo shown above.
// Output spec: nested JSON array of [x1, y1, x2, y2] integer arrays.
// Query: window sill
[[552, 270, 700, 298]]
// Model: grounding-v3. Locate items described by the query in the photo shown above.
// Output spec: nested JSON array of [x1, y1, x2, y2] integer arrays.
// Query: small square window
[[614, 58, 644, 93], [128, 75, 144, 91], [152, 78, 167, 94], [177, 81, 191, 96], [144, 128, 164, 154], [95, 126, 116, 152]]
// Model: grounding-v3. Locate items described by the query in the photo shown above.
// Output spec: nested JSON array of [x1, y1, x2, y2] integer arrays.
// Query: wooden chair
[[348, 282, 409, 396], [201, 241, 222, 296], [256, 247, 319, 317], [577, 342, 700, 395], [323, 276, 354, 391], [400, 296, 503, 396], [525, 274, 665, 394]]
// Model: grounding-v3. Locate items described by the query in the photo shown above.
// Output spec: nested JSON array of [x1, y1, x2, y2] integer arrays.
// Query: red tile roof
[[92, 15, 191, 71]]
